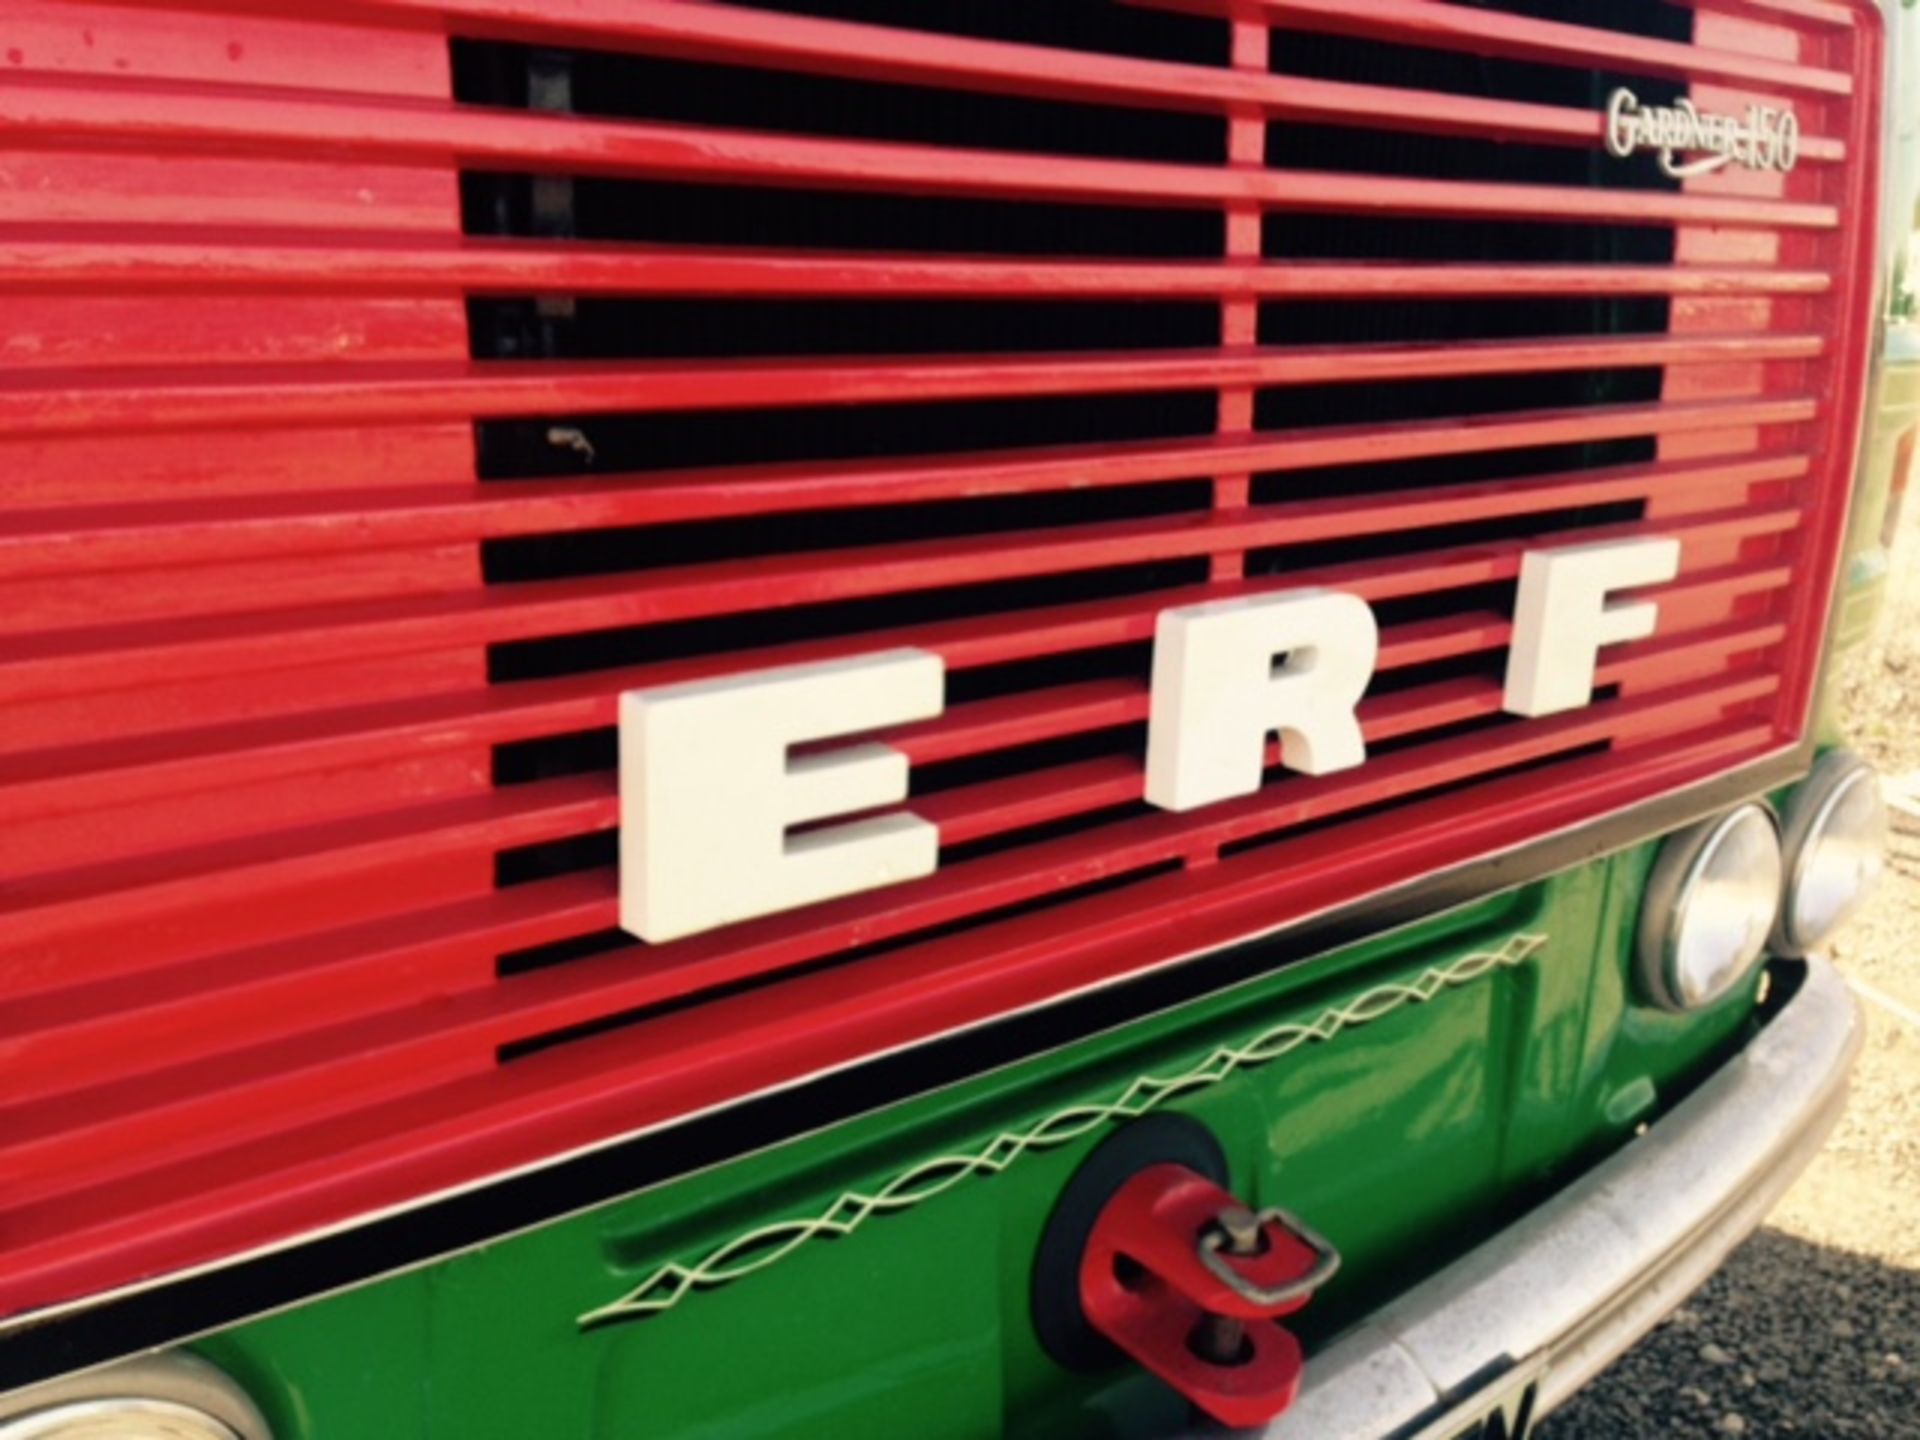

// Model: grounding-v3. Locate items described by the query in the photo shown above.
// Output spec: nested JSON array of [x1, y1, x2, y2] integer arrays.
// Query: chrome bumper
[[1265, 955, 1863, 1439]]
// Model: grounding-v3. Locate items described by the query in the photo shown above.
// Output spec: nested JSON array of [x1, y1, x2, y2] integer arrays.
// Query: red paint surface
[[1080, 1166, 1327, 1427], [0, 0, 1887, 1320]]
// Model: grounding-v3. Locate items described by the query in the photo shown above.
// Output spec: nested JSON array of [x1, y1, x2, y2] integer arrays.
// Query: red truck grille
[[0, 0, 1883, 1316]]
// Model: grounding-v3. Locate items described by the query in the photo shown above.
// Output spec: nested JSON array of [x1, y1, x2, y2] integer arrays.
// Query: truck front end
[[0, 1, 1906, 1435]]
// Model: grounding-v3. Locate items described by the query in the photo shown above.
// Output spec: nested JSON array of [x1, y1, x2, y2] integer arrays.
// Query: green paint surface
[[197, 846, 1766, 1438]]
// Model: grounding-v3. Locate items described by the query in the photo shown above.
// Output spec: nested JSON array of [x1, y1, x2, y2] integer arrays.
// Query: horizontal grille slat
[[0, 0, 1882, 1320], [0, 239, 1837, 301], [0, 498, 1806, 707], [265, 0, 1849, 130], [2, 620, 1787, 1010], [0, 576, 1806, 971], [0, 79, 1844, 228], [0, 332, 1825, 436], [1156, 0, 1852, 95], [0, 555, 1794, 833], [0, 398, 1817, 574]]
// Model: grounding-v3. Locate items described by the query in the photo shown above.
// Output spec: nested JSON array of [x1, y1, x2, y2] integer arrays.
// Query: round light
[[0, 1357, 267, 1440], [0, 1399, 240, 1440], [1638, 804, 1783, 1012], [1773, 750, 1888, 956]]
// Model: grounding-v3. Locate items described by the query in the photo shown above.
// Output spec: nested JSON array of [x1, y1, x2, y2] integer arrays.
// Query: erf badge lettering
[[619, 536, 1681, 941]]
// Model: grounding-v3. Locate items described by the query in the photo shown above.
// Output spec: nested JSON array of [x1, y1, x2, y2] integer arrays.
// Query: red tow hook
[[1078, 1164, 1341, 1428]]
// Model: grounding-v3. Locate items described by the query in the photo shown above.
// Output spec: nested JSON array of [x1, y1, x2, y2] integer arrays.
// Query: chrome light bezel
[[1638, 803, 1784, 1013], [1772, 750, 1888, 957], [0, 1398, 241, 1440], [0, 1356, 267, 1440]]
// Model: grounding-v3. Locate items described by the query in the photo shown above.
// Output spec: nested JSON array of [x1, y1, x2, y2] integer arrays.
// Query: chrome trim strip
[[1259, 954, 1862, 1439]]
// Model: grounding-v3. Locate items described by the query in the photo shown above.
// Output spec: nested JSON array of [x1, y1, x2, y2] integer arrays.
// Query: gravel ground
[[1544, 505, 1920, 1437]]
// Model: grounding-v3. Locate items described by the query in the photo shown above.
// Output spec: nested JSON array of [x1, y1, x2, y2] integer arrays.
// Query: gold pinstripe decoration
[[580, 931, 1546, 1328]]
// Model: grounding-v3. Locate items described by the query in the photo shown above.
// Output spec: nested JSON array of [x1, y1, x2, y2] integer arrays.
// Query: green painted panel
[[197, 858, 1755, 1438]]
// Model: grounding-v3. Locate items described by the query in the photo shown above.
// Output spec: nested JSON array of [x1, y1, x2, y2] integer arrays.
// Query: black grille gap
[[481, 480, 1213, 584], [452, 21, 1228, 265], [1265, 18, 1685, 256], [496, 859, 1188, 1063], [468, 297, 1220, 363], [473, 392, 1218, 481], [465, 174, 1227, 260], [496, 829, 617, 889], [1465, 0, 1691, 39], [1254, 370, 1664, 438], [1216, 739, 1614, 860], [452, 39, 1225, 164], [1245, 498, 1646, 579], [498, 928, 631, 978], [485, 557, 1212, 684], [700, 0, 1229, 65], [1253, 441, 1660, 505]]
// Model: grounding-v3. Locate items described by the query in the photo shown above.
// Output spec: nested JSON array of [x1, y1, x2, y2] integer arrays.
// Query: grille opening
[[471, 391, 1218, 480], [940, 799, 1159, 866], [467, 297, 1221, 362], [1265, 211, 1676, 263], [1366, 646, 1508, 699], [499, 928, 630, 979], [1268, 26, 1687, 114], [491, 596, 1515, 795], [697, 0, 1229, 65], [1372, 582, 1515, 632], [1265, 18, 1684, 252], [464, 173, 1226, 259], [485, 556, 1211, 684], [1465, 0, 1691, 38], [451, 39, 1225, 165], [1254, 302, 1669, 490], [1251, 439, 1662, 505], [1216, 738, 1613, 861], [914, 722, 1147, 798], [495, 951, 820, 1063], [453, 23, 1228, 264], [1260, 297, 1670, 348], [1247, 498, 1645, 580], [495, 728, 618, 787], [1264, 186, 1678, 264], [494, 640, 1160, 789], [1369, 709, 1516, 760], [480, 479, 1212, 585], [1270, 118, 1674, 188], [497, 830, 616, 889], [495, 858, 1187, 1064], [1254, 368, 1666, 436], [946, 639, 1150, 706]]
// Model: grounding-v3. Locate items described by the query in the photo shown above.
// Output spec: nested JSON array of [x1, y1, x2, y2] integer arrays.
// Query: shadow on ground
[[1543, 1228, 1920, 1437]]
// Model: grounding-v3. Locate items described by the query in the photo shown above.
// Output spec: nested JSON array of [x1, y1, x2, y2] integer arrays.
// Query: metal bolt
[[1217, 1205, 1263, 1256], [1190, 1206, 1264, 1369], [1191, 1313, 1252, 1368]]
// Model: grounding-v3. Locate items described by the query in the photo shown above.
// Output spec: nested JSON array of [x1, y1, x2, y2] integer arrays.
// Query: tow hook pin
[[1190, 1206, 1265, 1367], [1214, 1204, 1265, 1256], [1077, 1165, 1341, 1429]]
